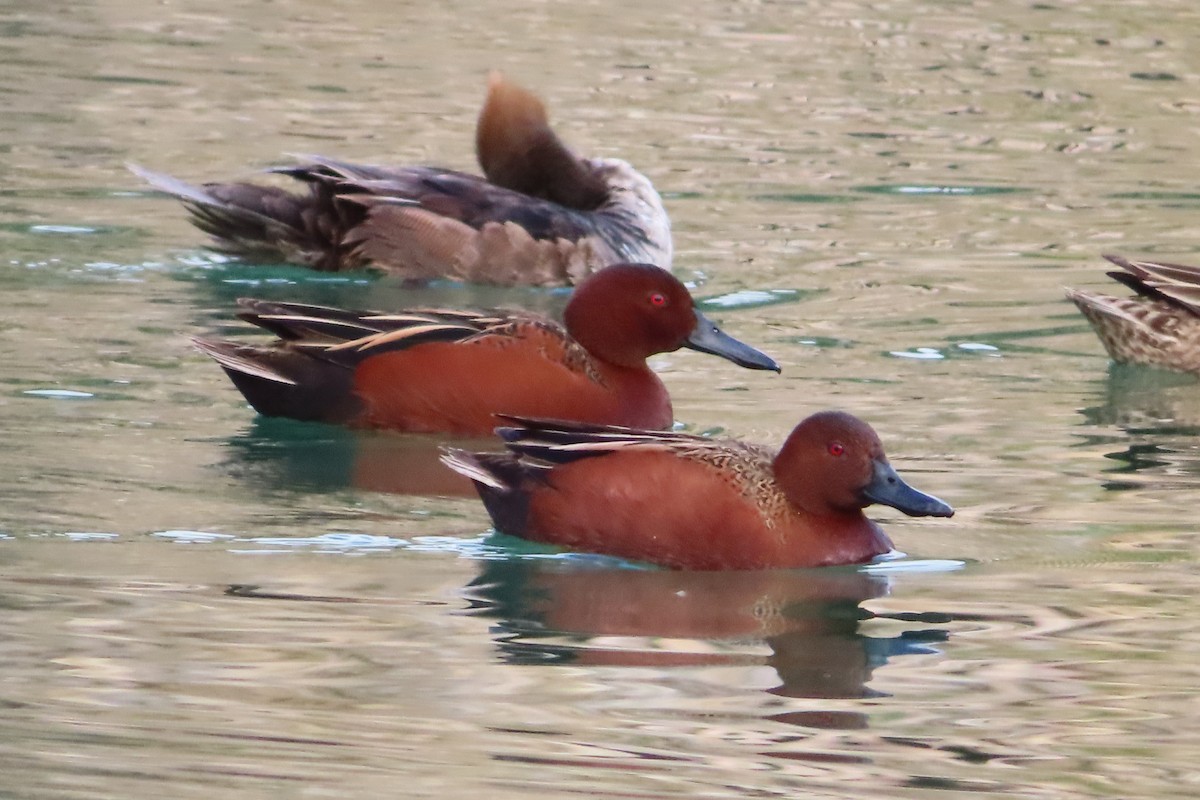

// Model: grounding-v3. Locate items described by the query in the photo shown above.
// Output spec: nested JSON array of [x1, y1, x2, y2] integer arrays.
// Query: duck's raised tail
[[130, 163, 348, 270]]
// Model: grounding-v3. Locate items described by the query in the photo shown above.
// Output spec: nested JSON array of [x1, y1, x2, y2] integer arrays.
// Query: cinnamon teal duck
[[442, 411, 953, 570], [194, 264, 778, 435]]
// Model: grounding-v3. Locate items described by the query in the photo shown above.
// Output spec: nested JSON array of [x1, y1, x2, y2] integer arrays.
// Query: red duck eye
[[649, 292, 668, 308], [828, 442, 845, 457]]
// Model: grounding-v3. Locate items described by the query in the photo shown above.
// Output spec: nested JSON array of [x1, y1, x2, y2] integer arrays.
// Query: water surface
[[4, 0, 1200, 797]]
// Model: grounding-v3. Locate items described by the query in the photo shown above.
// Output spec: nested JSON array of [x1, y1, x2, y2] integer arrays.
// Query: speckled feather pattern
[[465, 317, 605, 385], [499, 424, 793, 530], [667, 439, 791, 530], [1067, 290, 1200, 373], [1067, 255, 1200, 376]]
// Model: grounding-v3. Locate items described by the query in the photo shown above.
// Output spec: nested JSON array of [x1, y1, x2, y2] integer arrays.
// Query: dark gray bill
[[861, 458, 954, 518], [684, 310, 780, 372]]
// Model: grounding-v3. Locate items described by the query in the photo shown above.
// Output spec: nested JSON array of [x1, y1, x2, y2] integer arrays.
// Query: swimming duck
[[131, 73, 671, 286], [194, 263, 778, 435], [1067, 254, 1200, 375], [442, 411, 954, 570]]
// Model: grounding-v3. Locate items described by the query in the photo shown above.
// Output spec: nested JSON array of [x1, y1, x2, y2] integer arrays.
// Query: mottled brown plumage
[[1066, 254, 1200, 375], [132, 73, 671, 286]]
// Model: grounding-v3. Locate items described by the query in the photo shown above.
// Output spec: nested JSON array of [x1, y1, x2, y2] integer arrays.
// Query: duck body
[[1067, 255, 1200, 375], [194, 264, 779, 435], [132, 74, 671, 286], [442, 411, 954, 571]]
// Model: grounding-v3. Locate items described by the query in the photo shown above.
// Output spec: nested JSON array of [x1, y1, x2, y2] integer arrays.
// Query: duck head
[[475, 72, 673, 271], [563, 264, 779, 372], [773, 411, 954, 519], [475, 71, 610, 210]]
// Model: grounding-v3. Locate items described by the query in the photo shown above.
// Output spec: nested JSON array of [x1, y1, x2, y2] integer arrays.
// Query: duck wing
[[1103, 254, 1200, 317]]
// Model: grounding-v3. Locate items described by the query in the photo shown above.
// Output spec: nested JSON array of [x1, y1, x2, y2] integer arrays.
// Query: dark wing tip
[[1101, 253, 1134, 271]]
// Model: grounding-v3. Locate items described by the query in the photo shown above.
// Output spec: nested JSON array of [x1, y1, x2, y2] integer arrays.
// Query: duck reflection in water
[[465, 558, 948, 706], [1075, 365, 1200, 491], [221, 417, 478, 497], [1081, 363, 1200, 432]]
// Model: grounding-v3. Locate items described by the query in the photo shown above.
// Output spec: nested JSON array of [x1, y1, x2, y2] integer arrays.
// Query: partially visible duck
[[1067, 254, 1200, 375], [441, 411, 954, 570], [194, 263, 778, 435], [131, 73, 671, 286]]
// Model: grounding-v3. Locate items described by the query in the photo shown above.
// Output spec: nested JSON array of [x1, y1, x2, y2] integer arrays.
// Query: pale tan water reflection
[[6, 0, 1200, 796]]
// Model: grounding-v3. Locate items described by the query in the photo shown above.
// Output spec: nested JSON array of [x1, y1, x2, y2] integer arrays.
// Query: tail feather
[[129, 163, 221, 206], [1101, 254, 1200, 314], [130, 163, 350, 269], [439, 448, 509, 490], [191, 337, 296, 385], [440, 448, 541, 536], [192, 337, 363, 423]]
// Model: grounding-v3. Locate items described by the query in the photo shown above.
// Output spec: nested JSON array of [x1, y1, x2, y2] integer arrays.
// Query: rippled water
[[5, 0, 1200, 797]]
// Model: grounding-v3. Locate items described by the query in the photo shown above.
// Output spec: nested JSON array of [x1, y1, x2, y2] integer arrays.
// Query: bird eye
[[649, 292, 668, 308], [828, 442, 845, 457]]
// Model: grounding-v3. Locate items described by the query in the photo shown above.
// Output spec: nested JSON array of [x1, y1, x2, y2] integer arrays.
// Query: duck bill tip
[[684, 311, 780, 373]]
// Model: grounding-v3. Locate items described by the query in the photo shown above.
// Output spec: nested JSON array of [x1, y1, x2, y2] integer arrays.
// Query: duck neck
[[591, 359, 672, 430], [586, 158, 673, 268]]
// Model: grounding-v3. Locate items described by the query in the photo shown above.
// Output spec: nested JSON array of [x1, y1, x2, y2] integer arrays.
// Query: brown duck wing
[[405, 170, 600, 240], [195, 303, 549, 424], [192, 336, 367, 423], [230, 298, 528, 368], [1103, 254, 1200, 317], [291, 153, 665, 271], [271, 155, 402, 185], [282, 156, 598, 240], [442, 417, 778, 550], [356, 165, 662, 274], [492, 415, 717, 465], [492, 416, 779, 508], [269, 158, 614, 285], [233, 298, 403, 342]]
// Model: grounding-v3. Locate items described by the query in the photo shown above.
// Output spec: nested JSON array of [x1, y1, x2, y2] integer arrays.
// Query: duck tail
[[191, 337, 364, 424], [440, 448, 533, 536], [130, 163, 352, 271]]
